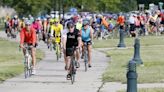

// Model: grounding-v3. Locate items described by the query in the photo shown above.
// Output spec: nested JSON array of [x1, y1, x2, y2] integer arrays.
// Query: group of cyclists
[[5, 14, 94, 79], [4, 15, 19, 38], [128, 10, 164, 37], [4, 8, 164, 79]]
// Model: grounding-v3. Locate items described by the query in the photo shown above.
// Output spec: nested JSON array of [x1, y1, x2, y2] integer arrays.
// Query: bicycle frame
[[56, 42, 61, 61], [24, 44, 33, 78], [55, 36, 61, 61]]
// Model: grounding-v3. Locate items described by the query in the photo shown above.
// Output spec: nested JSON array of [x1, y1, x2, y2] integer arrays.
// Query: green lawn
[[118, 88, 164, 92], [0, 38, 44, 82], [93, 36, 164, 48], [94, 36, 164, 83], [0, 23, 5, 31]]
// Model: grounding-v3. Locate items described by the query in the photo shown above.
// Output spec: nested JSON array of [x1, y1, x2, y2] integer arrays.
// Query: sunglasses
[[25, 24, 30, 26], [68, 26, 74, 29], [84, 24, 88, 27]]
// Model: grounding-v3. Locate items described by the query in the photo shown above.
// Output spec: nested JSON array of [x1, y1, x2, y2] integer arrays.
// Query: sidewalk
[[0, 31, 109, 92]]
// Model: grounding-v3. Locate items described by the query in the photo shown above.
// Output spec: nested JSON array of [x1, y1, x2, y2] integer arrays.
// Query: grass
[[93, 36, 164, 48], [0, 23, 5, 31], [118, 88, 164, 92], [93, 36, 164, 83], [0, 38, 44, 82]]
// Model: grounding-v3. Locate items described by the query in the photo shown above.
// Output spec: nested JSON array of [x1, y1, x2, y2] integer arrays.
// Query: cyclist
[[47, 17, 54, 48], [12, 15, 19, 32], [20, 21, 37, 75], [43, 18, 48, 42], [19, 17, 26, 29], [81, 20, 93, 68], [64, 22, 81, 79], [5, 17, 11, 36], [76, 18, 83, 31], [117, 14, 125, 30], [50, 18, 63, 50]]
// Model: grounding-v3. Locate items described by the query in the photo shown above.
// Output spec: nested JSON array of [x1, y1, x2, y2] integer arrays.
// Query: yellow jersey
[[51, 24, 63, 43]]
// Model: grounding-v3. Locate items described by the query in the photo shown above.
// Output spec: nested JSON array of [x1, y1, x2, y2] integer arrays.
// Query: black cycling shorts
[[120, 25, 124, 29], [66, 47, 75, 57], [161, 21, 164, 25], [25, 43, 37, 48], [130, 24, 135, 32], [82, 40, 92, 45], [149, 21, 156, 26]]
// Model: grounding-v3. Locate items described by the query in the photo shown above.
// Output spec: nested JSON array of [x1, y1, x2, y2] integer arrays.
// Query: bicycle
[[83, 42, 88, 72], [55, 36, 61, 61], [22, 44, 33, 78], [47, 36, 53, 51], [68, 47, 77, 84], [37, 30, 43, 41]]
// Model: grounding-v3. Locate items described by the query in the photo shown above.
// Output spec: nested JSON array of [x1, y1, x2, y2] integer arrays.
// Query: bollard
[[132, 38, 143, 65], [117, 29, 126, 48], [127, 60, 137, 92]]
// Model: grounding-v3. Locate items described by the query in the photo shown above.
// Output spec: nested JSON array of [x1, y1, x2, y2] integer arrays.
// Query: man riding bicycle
[[50, 18, 63, 50], [20, 21, 37, 75], [12, 15, 19, 32], [64, 22, 81, 79]]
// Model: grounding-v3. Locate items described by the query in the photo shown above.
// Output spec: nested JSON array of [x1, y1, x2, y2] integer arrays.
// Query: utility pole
[[59, 0, 61, 19]]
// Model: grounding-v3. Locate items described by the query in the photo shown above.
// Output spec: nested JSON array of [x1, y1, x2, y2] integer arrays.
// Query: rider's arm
[[50, 26, 54, 37], [60, 24, 63, 36], [20, 28, 25, 47], [77, 30, 82, 47], [32, 28, 37, 46], [63, 34, 67, 50], [90, 27, 94, 41]]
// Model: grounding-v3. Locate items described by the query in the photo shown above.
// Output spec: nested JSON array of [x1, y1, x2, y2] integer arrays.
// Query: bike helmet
[[83, 19, 89, 25], [25, 20, 31, 25], [67, 21, 74, 29], [54, 18, 60, 22]]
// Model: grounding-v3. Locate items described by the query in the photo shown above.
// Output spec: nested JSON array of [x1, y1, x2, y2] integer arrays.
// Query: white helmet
[[44, 18, 47, 21], [50, 14, 55, 18], [14, 15, 18, 18], [25, 20, 31, 25], [37, 17, 41, 21]]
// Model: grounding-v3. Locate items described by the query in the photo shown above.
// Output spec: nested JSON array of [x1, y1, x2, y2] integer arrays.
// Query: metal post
[[132, 38, 143, 65], [62, 0, 65, 19], [127, 60, 137, 92], [117, 28, 126, 48], [58, 0, 61, 19]]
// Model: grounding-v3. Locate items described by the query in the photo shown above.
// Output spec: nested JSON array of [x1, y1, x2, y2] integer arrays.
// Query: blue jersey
[[81, 27, 91, 42]]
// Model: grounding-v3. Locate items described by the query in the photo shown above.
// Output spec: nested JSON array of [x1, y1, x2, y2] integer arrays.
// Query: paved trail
[[0, 31, 109, 92]]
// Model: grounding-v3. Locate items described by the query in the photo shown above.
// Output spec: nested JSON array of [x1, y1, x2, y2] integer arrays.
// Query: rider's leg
[[75, 48, 80, 62], [75, 48, 80, 68], [81, 43, 84, 59], [87, 43, 92, 67], [63, 49, 68, 70], [31, 47, 36, 68]]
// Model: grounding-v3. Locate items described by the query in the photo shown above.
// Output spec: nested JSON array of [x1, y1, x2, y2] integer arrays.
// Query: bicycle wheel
[[56, 44, 59, 61], [28, 59, 32, 77], [50, 42, 53, 51], [84, 51, 88, 72], [71, 60, 75, 84], [24, 58, 28, 78]]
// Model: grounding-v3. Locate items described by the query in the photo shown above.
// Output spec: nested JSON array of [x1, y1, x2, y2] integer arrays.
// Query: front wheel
[[24, 58, 28, 79], [71, 61, 75, 84]]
